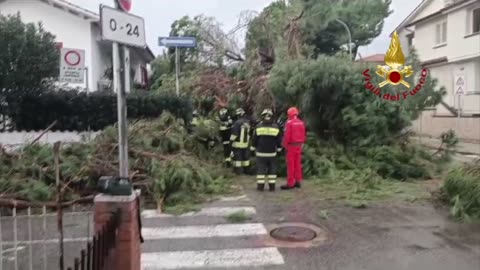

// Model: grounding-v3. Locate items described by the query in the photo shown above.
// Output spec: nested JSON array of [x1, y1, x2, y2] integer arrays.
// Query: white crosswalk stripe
[[142, 206, 256, 218], [141, 196, 286, 269], [142, 223, 267, 239], [142, 247, 285, 270]]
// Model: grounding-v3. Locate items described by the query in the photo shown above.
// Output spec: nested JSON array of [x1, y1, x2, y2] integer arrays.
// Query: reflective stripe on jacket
[[230, 117, 251, 149], [251, 121, 283, 156]]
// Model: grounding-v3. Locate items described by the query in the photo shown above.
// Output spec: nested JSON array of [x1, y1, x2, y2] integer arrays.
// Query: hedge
[[0, 88, 193, 131]]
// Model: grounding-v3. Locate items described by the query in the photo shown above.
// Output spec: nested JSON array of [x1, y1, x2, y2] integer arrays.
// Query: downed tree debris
[[0, 112, 233, 213]]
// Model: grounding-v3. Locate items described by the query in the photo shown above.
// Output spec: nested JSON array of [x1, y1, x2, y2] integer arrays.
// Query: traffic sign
[[159, 36, 197, 48], [100, 5, 146, 48], [455, 73, 466, 95], [59, 48, 85, 84], [116, 0, 132, 12]]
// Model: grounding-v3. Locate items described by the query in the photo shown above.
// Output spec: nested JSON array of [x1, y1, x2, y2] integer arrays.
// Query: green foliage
[[268, 56, 445, 147], [299, 0, 392, 58], [0, 13, 59, 91], [0, 89, 193, 131], [245, 0, 391, 63], [443, 160, 480, 222], [277, 133, 436, 182], [0, 112, 233, 213]]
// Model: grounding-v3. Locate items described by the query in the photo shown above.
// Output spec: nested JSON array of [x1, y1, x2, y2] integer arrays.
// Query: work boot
[[281, 184, 295, 190], [295, 182, 301, 188], [269, 183, 276, 192], [257, 183, 265, 191]]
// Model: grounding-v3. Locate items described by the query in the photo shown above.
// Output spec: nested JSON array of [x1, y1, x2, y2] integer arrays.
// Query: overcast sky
[[70, 0, 423, 57]]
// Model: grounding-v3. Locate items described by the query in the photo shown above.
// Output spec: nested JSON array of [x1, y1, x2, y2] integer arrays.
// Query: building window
[[473, 8, 480, 34], [407, 33, 414, 49], [435, 21, 447, 45]]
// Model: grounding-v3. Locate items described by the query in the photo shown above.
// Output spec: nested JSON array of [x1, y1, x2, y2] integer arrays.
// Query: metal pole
[[28, 207, 33, 270], [113, 0, 129, 179], [42, 206, 47, 270], [85, 67, 89, 95], [119, 45, 130, 178], [335, 19, 352, 59], [175, 46, 180, 96], [13, 207, 17, 270], [85, 67, 91, 139], [0, 207, 3, 270], [457, 94, 461, 133]]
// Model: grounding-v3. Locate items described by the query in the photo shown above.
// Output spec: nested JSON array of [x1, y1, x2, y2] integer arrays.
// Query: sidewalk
[[413, 136, 480, 156]]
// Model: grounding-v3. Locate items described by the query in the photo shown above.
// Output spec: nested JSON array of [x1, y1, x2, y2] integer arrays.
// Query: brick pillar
[[94, 191, 141, 270]]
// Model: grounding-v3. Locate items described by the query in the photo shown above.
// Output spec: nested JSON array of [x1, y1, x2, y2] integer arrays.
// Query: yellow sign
[[375, 31, 413, 88]]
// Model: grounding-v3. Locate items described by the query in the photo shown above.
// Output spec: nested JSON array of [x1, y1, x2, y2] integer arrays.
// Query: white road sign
[[100, 5, 146, 48], [59, 48, 85, 84], [455, 73, 466, 95]]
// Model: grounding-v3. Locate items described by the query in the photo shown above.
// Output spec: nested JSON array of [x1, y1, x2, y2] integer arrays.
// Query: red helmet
[[287, 107, 299, 118]]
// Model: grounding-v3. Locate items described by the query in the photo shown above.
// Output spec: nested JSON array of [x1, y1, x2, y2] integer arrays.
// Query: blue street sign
[[158, 36, 197, 48]]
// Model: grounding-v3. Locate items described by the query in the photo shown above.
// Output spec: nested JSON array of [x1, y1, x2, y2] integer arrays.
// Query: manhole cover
[[265, 222, 333, 248], [270, 226, 317, 242]]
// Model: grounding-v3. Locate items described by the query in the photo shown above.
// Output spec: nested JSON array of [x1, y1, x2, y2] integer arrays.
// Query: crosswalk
[[140, 196, 286, 270]]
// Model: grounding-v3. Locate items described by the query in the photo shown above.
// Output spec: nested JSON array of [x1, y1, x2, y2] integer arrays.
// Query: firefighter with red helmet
[[281, 107, 306, 190], [250, 109, 283, 192]]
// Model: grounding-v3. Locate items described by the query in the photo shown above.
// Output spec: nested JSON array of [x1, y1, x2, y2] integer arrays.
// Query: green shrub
[[443, 160, 480, 222], [0, 88, 193, 131], [268, 55, 445, 147]]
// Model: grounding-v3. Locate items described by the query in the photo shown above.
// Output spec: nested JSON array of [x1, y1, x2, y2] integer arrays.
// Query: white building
[[393, 0, 480, 141], [0, 0, 155, 91]]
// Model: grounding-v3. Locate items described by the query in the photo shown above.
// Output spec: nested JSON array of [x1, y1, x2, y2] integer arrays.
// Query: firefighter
[[216, 107, 233, 167], [191, 110, 214, 150], [250, 109, 283, 192], [230, 108, 251, 174], [191, 110, 199, 127], [281, 107, 306, 190]]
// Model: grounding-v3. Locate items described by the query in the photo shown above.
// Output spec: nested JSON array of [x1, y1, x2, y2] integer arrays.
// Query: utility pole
[[175, 46, 180, 96]]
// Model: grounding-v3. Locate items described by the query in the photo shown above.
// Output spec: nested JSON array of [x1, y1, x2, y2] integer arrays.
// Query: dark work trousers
[[220, 130, 232, 165], [232, 148, 250, 174], [256, 156, 277, 185]]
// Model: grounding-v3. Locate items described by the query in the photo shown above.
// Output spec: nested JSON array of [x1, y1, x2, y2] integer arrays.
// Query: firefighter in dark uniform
[[230, 108, 251, 174], [250, 109, 283, 191], [216, 108, 233, 167], [191, 110, 214, 149]]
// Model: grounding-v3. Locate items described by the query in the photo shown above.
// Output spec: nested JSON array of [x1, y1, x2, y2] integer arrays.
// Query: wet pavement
[[2, 180, 480, 270], [243, 178, 480, 270]]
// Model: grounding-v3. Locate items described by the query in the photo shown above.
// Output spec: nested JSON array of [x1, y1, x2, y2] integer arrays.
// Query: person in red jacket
[[281, 107, 306, 190]]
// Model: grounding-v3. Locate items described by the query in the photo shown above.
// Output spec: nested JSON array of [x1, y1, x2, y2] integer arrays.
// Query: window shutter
[[474, 9, 480, 33], [442, 22, 447, 43], [435, 24, 441, 44]]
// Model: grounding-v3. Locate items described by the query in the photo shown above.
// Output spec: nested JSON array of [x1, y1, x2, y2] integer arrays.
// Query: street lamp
[[335, 18, 352, 59]]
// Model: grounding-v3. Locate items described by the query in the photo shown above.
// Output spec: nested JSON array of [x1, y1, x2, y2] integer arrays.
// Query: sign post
[[59, 48, 85, 84], [159, 37, 197, 96], [454, 73, 466, 132], [100, 1, 145, 182]]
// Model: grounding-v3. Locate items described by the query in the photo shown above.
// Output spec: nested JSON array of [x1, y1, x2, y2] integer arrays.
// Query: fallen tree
[[0, 112, 233, 213]]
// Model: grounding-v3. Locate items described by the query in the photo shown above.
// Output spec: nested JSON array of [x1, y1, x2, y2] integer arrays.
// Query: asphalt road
[[243, 179, 480, 270], [1, 183, 480, 270]]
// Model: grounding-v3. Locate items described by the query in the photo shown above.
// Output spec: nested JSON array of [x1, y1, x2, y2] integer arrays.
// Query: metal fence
[[0, 205, 93, 270], [65, 209, 120, 270]]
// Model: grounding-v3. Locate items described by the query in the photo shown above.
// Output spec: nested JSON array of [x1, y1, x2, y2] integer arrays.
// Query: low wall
[[411, 110, 480, 142], [0, 131, 100, 147]]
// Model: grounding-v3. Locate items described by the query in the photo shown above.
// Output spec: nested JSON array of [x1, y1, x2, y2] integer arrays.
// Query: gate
[[65, 209, 121, 270]]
